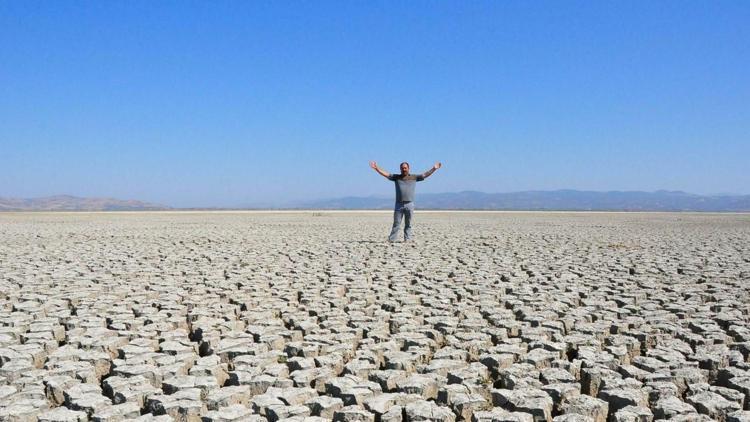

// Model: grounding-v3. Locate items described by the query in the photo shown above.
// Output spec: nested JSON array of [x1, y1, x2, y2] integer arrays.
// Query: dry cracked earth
[[1, 211, 750, 422]]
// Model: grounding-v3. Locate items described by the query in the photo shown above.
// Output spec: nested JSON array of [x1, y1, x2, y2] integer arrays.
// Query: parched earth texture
[[1, 211, 750, 422]]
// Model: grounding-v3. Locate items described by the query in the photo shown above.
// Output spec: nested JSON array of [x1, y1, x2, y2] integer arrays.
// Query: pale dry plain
[[1, 211, 750, 422]]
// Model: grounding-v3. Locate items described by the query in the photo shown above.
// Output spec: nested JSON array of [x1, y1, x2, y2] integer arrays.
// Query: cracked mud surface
[[1, 211, 749, 422]]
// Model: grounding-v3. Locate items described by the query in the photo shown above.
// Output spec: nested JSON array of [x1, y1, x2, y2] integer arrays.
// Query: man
[[369, 160, 442, 242]]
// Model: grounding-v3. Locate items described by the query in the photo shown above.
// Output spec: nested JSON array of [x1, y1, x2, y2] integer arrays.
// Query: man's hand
[[421, 161, 442, 179], [370, 160, 390, 178]]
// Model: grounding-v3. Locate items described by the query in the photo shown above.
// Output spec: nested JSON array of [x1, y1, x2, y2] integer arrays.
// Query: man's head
[[399, 162, 410, 176]]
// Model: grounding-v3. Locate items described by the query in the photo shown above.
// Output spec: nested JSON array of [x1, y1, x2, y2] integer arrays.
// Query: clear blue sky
[[1, 1, 748, 207]]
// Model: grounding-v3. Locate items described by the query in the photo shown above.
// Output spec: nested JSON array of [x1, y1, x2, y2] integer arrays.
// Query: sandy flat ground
[[1, 212, 749, 421]]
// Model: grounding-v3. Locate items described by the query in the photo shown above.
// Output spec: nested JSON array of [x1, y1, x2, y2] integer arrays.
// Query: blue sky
[[1, 1, 748, 207]]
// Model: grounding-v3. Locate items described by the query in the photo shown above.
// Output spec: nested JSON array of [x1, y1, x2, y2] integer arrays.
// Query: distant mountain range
[[299, 190, 750, 212], [2, 191, 750, 212], [0, 195, 169, 211]]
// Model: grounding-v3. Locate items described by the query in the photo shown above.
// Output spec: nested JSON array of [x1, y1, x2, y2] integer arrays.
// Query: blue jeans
[[389, 201, 414, 241]]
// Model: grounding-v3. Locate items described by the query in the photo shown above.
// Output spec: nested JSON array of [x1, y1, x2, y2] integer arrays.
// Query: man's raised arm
[[369, 161, 391, 179], [421, 161, 442, 179]]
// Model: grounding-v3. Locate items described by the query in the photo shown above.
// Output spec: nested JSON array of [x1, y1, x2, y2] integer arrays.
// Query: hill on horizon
[[298, 189, 750, 212], [0, 195, 170, 211]]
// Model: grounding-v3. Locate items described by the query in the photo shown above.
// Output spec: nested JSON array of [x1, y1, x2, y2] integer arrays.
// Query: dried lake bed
[[1, 211, 749, 422]]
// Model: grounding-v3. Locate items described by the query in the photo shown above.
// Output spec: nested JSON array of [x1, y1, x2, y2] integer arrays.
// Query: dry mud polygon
[[1, 211, 749, 422]]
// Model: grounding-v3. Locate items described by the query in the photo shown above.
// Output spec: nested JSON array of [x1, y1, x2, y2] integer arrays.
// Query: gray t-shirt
[[388, 174, 425, 202]]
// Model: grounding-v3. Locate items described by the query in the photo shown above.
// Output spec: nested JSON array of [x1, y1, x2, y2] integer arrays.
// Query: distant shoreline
[[5, 190, 749, 213], [2, 209, 750, 215]]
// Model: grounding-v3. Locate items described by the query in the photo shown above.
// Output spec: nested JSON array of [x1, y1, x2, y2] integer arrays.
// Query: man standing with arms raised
[[369, 161, 442, 242]]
